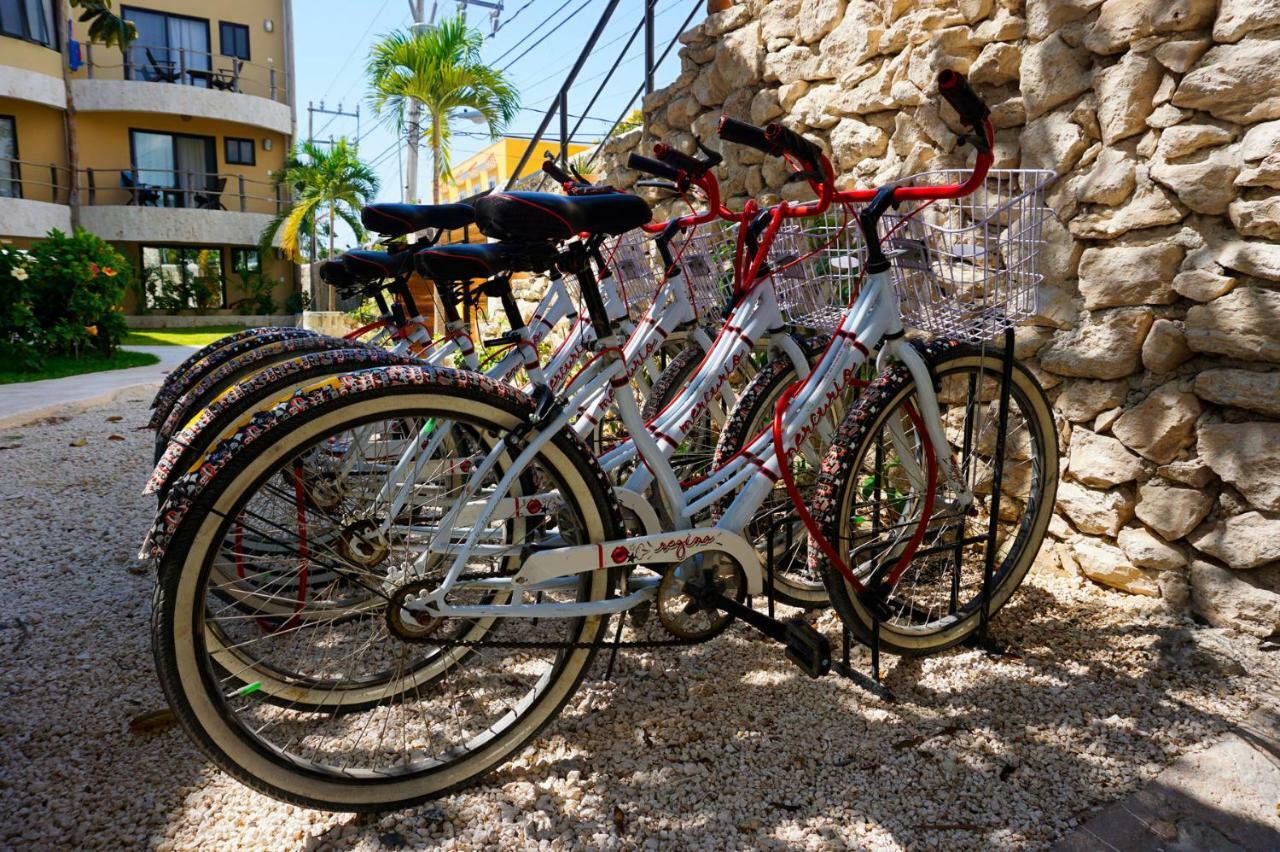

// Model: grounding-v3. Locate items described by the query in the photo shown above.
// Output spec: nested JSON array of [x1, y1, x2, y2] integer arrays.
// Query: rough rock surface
[[1135, 480, 1215, 541], [1190, 512, 1280, 571], [1111, 383, 1202, 465], [1197, 422, 1280, 513], [1191, 560, 1280, 637]]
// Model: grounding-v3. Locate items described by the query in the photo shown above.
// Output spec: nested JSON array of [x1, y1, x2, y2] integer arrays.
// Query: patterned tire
[[809, 341, 1058, 656], [148, 327, 320, 431], [710, 334, 836, 609]]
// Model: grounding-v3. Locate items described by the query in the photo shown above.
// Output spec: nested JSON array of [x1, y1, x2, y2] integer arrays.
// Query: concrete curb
[[0, 380, 163, 431]]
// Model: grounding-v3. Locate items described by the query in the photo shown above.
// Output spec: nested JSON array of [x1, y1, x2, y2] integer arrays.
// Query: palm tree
[[367, 16, 519, 204], [260, 138, 378, 262]]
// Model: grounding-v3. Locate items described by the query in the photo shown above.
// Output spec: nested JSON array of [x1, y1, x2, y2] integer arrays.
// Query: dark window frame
[[223, 136, 255, 166], [0, 114, 20, 200], [0, 0, 57, 50], [230, 246, 260, 276], [140, 244, 228, 309], [121, 6, 212, 83], [218, 20, 250, 60], [128, 127, 219, 200]]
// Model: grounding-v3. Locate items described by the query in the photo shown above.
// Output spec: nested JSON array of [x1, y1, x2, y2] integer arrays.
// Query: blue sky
[[292, 0, 693, 242]]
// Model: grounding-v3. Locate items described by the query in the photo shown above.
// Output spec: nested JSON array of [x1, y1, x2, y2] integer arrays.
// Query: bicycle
[[147, 72, 1057, 811]]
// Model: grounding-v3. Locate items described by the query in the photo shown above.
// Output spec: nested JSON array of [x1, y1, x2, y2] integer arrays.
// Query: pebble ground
[[1, 394, 1275, 850]]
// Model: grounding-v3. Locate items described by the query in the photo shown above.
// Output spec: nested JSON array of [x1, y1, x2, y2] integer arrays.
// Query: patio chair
[[193, 176, 227, 210], [121, 170, 161, 206], [143, 48, 182, 83]]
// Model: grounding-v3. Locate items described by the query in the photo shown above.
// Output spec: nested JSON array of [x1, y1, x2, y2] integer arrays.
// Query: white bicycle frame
[[410, 261, 969, 620]]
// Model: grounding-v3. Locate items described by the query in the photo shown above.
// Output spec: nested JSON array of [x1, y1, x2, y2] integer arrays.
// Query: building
[[0, 0, 297, 315], [441, 136, 591, 203]]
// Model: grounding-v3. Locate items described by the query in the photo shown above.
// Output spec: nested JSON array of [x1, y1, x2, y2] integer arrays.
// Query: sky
[[291, 0, 693, 246]]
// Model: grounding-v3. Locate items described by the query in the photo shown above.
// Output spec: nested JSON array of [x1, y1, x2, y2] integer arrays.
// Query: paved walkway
[[1056, 687, 1280, 850], [0, 345, 193, 430]]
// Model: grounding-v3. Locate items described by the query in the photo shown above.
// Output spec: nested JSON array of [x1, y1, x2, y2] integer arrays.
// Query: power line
[[489, 0, 536, 35], [317, 0, 395, 103], [495, 0, 582, 69]]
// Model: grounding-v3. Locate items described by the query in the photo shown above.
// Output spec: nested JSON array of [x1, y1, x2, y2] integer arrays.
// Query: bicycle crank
[[684, 577, 831, 678]]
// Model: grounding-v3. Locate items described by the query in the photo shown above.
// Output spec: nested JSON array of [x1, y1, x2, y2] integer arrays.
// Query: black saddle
[[475, 191, 651, 242], [340, 249, 413, 281], [362, 202, 475, 238], [415, 242, 556, 282]]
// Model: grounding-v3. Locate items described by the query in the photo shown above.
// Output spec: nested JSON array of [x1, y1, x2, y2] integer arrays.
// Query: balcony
[[72, 43, 292, 135], [80, 165, 284, 245], [0, 157, 71, 238], [0, 158, 284, 246]]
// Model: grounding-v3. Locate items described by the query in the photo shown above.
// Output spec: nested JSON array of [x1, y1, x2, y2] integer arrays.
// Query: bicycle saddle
[[361, 202, 476, 237], [475, 191, 651, 242], [415, 241, 557, 281], [341, 249, 413, 281]]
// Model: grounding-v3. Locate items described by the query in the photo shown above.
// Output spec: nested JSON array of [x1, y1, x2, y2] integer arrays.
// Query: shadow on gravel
[[417, 576, 1261, 850]]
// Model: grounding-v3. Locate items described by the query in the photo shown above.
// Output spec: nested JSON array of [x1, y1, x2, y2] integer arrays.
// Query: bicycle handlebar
[[627, 153, 682, 183], [541, 157, 575, 185]]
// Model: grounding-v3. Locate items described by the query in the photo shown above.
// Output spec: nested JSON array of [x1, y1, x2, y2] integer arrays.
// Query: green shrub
[[284, 290, 310, 314], [26, 229, 130, 357], [0, 244, 43, 370]]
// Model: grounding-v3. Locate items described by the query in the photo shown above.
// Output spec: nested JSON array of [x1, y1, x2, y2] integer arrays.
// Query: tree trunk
[[328, 204, 335, 260], [58, 2, 81, 228], [431, 115, 441, 205]]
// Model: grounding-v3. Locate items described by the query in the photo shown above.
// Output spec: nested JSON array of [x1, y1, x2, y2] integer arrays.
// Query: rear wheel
[[811, 342, 1058, 655]]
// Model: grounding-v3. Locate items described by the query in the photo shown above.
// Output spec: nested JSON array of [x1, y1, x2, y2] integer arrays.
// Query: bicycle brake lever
[[693, 135, 723, 169]]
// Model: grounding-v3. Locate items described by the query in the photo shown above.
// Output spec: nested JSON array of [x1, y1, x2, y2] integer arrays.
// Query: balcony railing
[[83, 167, 286, 214], [0, 157, 72, 205], [0, 159, 285, 215], [79, 42, 286, 104]]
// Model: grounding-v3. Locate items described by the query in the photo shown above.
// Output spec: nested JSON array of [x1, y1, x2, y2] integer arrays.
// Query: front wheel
[[810, 342, 1058, 656], [152, 375, 623, 811]]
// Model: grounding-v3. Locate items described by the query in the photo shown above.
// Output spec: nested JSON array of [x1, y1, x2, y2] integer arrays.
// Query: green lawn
[[123, 325, 247, 347], [0, 349, 161, 384]]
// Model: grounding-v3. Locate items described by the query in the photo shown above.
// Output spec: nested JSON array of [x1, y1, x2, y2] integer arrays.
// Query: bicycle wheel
[[154, 334, 364, 460], [153, 326, 315, 406], [149, 347, 420, 503], [149, 327, 320, 431], [153, 375, 623, 811], [640, 337, 759, 484], [811, 341, 1058, 655], [710, 334, 852, 609]]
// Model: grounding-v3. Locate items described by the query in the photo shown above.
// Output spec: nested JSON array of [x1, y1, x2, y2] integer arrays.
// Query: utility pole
[[405, 0, 425, 203], [305, 100, 359, 262]]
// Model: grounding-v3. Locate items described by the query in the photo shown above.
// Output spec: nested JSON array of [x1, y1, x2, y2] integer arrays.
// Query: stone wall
[[596, 0, 1280, 634]]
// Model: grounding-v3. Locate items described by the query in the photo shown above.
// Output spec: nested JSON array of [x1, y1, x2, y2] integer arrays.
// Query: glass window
[[231, 247, 259, 275], [0, 0, 53, 47], [141, 246, 225, 309], [130, 130, 217, 206], [0, 115, 17, 199], [224, 137, 255, 166], [218, 21, 249, 60], [123, 7, 210, 84]]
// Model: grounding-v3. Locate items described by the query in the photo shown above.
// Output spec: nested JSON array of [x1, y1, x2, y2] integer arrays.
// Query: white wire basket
[[881, 168, 1054, 342], [671, 221, 737, 316], [605, 230, 661, 315], [769, 215, 867, 332]]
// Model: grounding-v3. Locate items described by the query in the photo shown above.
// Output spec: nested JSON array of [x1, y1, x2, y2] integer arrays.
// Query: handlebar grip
[[937, 70, 989, 124], [763, 123, 821, 167], [717, 116, 771, 154], [628, 153, 682, 182], [653, 143, 707, 177], [541, 158, 575, 184]]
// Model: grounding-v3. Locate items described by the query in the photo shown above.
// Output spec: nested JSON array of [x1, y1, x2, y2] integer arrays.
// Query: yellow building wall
[[443, 138, 593, 202], [71, 111, 287, 212], [2, 37, 62, 77], [0, 97, 69, 204], [68, 1, 290, 102]]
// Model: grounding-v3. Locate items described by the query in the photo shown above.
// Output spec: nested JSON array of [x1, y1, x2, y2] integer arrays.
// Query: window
[[141, 246, 225, 309], [123, 7, 210, 85], [231, 247, 260, 275], [130, 130, 218, 207], [0, 0, 55, 48], [218, 21, 249, 60], [224, 137, 255, 166], [0, 116, 17, 199]]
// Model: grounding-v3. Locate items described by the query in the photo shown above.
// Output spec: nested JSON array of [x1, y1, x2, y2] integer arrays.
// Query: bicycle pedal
[[782, 618, 830, 679]]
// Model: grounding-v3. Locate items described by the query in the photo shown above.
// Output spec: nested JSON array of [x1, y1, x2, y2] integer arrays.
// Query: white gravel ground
[[1, 394, 1276, 851]]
